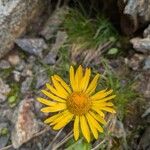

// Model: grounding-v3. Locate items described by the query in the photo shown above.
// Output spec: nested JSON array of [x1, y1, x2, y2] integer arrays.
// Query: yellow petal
[[50, 110, 69, 125], [85, 74, 100, 95], [53, 112, 74, 130], [100, 107, 116, 113], [91, 89, 113, 100], [54, 75, 72, 93], [41, 90, 66, 102], [41, 103, 66, 112], [80, 115, 90, 142], [86, 113, 98, 139], [75, 65, 83, 91], [91, 106, 105, 118], [44, 112, 63, 124], [86, 113, 103, 133], [51, 76, 69, 99], [37, 97, 56, 106], [80, 68, 91, 91], [46, 83, 68, 99], [89, 111, 106, 125], [96, 95, 116, 102], [70, 66, 76, 91], [74, 116, 80, 141], [93, 102, 114, 107]]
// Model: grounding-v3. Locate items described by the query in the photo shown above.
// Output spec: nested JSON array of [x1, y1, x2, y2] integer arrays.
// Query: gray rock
[[108, 116, 128, 149], [11, 99, 40, 149], [21, 68, 33, 77], [27, 56, 36, 64], [0, 0, 47, 59], [143, 56, 150, 70], [0, 108, 13, 122], [0, 60, 10, 69], [144, 78, 150, 98], [33, 64, 48, 89], [13, 70, 21, 82], [21, 77, 33, 94], [142, 107, 150, 118], [42, 51, 56, 65], [130, 38, 150, 53], [40, 7, 69, 40], [15, 60, 26, 71], [118, 0, 150, 34], [0, 78, 11, 103], [125, 53, 144, 70], [138, 127, 150, 150], [36, 71, 48, 89], [16, 38, 48, 58], [110, 117, 126, 138], [144, 24, 150, 38], [43, 31, 68, 64]]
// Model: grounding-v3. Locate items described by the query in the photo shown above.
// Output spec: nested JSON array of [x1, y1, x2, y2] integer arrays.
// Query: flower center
[[66, 92, 91, 115]]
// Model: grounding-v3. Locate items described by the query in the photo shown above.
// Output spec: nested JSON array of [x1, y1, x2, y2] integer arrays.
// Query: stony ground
[[0, 3, 150, 150]]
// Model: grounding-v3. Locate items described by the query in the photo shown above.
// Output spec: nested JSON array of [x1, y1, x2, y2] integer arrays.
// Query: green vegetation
[[0, 127, 8, 136], [65, 138, 91, 150], [101, 59, 138, 120], [7, 83, 20, 107], [0, 68, 13, 80], [63, 9, 118, 50]]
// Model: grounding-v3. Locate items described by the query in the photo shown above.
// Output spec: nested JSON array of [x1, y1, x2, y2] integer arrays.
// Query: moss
[[0, 127, 8, 136], [7, 82, 21, 107]]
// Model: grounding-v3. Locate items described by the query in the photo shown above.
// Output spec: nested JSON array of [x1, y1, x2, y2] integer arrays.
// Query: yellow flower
[[37, 66, 116, 142]]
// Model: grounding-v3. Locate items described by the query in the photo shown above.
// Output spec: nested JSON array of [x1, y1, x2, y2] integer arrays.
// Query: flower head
[[37, 66, 116, 142]]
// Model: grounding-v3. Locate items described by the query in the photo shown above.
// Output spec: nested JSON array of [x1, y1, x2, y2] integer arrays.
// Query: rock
[[0, 60, 10, 69], [22, 69, 33, 77], [0, 108, 13, 122], [135, 72, 150, 98], [0, 78, 11, 103], [21, 77, 33, 94], [16, 38, 48, 58], [142, 107, 150, 118], [118, 0, 150, 34], [125, 53, 144, 70], [8, 54, 20, 66], [0, 0, 47, 59], [109, 116, 126, 138], [143, 78, 150, 98], [11, 99, 39, 149], [15, 60, 26, 71], [27, 56, 36, 64], [144, 24, 150, 38], [130, 38, 150, 53], [0, 123, 9, 149], [33, 64, 48, 89], [43, 31, 68, 64], [138, 127, 150, 150], [13, 70, 21, 82], [40, 7, 69, 40], [143, 56, 150, 70], [36, 71, 48, 89], [108, 115, 128, 149]]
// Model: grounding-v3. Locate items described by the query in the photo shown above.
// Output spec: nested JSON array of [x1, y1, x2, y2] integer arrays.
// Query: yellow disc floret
[[67, 92, 91, 115]]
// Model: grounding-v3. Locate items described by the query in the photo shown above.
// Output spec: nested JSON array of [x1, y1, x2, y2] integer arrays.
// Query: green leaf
[[8, 95, 17, 104], [65, 138, 91, 150], [107, 48, 118, 55]]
